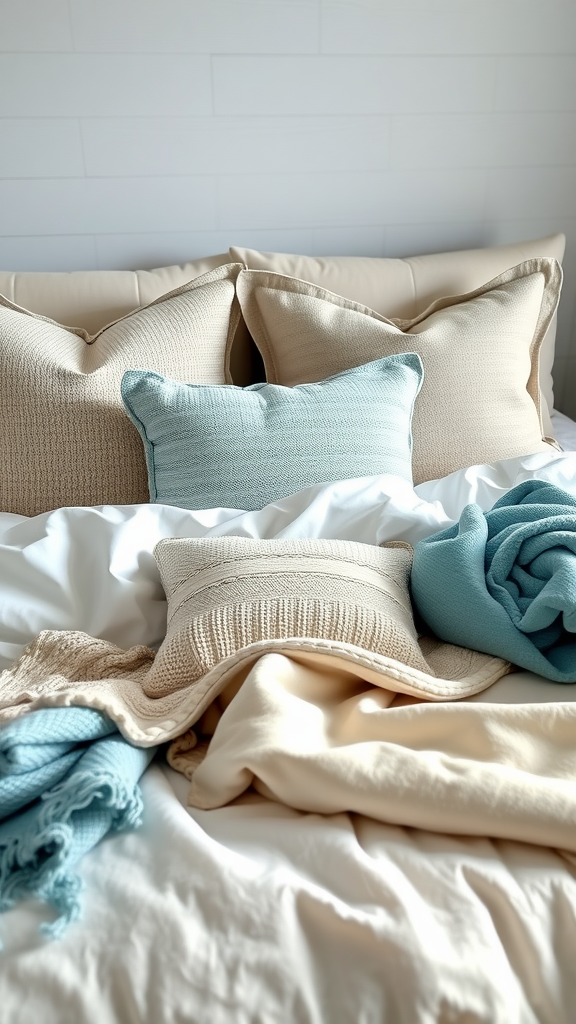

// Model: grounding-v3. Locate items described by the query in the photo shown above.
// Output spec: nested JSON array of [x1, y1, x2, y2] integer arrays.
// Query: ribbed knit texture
[[150, 537, 430, 697], [121, 353, 423, 512], [0, 263, 242, 516], [236, 258, 562, 484]]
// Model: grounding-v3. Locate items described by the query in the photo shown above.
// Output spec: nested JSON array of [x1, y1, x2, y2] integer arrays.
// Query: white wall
[[1, 0, 576, 411]]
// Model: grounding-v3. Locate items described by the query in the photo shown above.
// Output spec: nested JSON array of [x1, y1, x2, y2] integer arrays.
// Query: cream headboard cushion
[[0, 253, 255, 389], [0, 254, 230, 336], [230, 234, 566, 435]]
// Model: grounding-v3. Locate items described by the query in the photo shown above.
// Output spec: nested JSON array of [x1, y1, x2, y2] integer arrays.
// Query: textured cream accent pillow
[[237, 258, 562, 484], [230, 233, 566, 433], [0, 263, 243, 516], [149, 536, 508, 724]]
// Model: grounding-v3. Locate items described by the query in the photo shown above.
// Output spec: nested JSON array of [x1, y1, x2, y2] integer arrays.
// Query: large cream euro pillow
[[230, 234, 566, 435], [237, 258, 562, 485], [0, 263, 243, 516]]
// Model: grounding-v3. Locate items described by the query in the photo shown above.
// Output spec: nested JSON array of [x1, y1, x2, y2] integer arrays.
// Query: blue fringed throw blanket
[[411, 479, 576, 682], [0, 706, 155, 939]]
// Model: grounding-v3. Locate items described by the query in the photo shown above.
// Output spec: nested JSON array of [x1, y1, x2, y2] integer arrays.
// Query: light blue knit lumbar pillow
[[120, 353, 423, 511]]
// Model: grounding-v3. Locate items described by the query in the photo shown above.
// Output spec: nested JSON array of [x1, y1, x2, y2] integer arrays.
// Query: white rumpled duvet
[[2, 422, 576, 1023]]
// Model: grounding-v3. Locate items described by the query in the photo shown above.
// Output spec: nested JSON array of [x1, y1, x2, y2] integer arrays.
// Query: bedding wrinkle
[[3, 762, 574, 1022], [458, 864, 559, 1024], [180, 651, 576, 854], [289, 888, 411, 1024]]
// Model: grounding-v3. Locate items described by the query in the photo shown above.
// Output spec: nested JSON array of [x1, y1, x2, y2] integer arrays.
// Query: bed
[[1, 233, 576, 1024]]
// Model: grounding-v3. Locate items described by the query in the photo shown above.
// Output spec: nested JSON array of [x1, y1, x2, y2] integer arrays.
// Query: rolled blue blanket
[[411, 479, 576, 683], [0, 706, 155, 940]]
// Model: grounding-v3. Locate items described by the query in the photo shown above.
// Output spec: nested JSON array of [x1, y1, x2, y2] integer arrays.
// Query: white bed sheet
[[3, 444, 576, 1021], [552, 408, 576, 451], [2, 446, 576, 674], [1, 763, 575, 1024]]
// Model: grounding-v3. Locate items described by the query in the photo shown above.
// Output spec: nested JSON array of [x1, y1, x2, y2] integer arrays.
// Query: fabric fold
[[175, 651, 576, 853], [0, 706, 118, 819]]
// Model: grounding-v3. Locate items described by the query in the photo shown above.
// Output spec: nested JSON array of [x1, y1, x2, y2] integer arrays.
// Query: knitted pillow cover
[[148, 536, 508, 723], [120, 353, 423, 512], [0, 263, 242, 516], [236, 258, 562, 485]]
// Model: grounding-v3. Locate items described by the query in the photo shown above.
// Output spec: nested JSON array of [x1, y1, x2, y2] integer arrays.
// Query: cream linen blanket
[[1, 536, 576, 851], [0, 633, 576, 850]]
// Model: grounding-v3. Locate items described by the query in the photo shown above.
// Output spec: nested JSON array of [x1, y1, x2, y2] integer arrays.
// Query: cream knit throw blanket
[[0, 538, 509, 744], [3, 537, 576, 850]]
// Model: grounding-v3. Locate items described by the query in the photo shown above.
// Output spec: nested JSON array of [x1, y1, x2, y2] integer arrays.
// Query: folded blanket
[[0, 706, 117, 819], [0, 706, 155, 939], [411, 479, 576, 682]]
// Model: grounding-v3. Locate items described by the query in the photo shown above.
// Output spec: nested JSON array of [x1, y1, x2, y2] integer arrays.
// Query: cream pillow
[[230, 234, 566, 434], [0, 263, 242, 516], [236, 258, 562, 485], [150, 536, 507, 723]]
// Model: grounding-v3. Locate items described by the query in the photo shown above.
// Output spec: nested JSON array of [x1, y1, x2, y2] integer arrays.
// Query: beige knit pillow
[[148, 536, 508, 721], [237, 258, 562, 485], [151, 536, 425, 693], [0, 263, 242, 516]]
